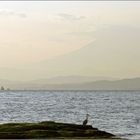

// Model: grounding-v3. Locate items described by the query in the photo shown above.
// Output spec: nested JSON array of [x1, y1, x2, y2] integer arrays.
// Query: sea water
[[0, 90, 139, 140]]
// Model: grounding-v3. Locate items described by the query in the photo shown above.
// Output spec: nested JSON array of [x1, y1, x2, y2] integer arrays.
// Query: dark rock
[[0, 121, 119, 139]]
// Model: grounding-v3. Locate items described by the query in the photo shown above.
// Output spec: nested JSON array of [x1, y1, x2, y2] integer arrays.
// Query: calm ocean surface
[[0, 90, 139, 140]]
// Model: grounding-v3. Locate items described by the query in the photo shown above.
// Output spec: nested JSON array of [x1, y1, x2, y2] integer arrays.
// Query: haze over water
[[0, 2, 140, 140], [0, 90, 139, 140], [0, 1, 140, 80]]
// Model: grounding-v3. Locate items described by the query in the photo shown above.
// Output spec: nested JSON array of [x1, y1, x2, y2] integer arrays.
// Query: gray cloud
[[0, 9, 27, 18], [57, 13, 85, 21]]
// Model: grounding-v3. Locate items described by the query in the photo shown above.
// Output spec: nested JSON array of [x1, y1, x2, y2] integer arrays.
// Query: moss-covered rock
[[0, 121, 119, 139]]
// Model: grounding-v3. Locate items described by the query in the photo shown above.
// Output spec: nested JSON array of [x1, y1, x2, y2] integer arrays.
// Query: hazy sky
[[0, 1, 140, 80]]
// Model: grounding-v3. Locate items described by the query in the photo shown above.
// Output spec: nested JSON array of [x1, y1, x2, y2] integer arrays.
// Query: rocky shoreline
[[0, 121, 122, 139]]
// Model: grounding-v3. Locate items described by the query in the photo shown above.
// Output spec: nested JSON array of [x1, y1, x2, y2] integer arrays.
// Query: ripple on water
[[0, 90, 140, 140]]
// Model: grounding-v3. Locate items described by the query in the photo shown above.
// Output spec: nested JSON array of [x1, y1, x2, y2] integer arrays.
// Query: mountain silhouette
[[0, 25, 140, 80], [31, 25, 140, 79]]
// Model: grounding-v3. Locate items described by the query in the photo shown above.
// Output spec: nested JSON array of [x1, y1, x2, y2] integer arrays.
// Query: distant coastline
[[0, 77, 140, 90]]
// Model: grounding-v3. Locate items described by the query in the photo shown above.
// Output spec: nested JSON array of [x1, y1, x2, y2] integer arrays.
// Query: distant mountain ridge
[[0, 77, 140, 90], [0, 26, 140, 80], [29, 75, 118, 84]]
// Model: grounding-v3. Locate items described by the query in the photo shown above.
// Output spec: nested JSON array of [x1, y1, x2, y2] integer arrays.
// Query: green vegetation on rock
[[0, 121, 117, 139]]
